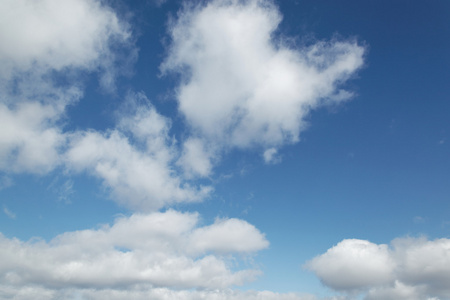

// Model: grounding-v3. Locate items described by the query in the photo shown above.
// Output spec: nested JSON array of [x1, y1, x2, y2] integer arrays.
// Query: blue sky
[[1, 0, 450, 299]]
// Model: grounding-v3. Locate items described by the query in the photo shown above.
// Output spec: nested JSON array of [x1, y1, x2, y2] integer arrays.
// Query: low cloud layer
[[307, 237, 450, 299], [0, 286, 322, 300], [0, 210, 268, 291]]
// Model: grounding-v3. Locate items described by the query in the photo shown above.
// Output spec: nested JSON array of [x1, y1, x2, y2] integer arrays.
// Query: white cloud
[[307, 237, 450, 299], [162, 0, 364, 156], [306, 239, 394, 290], [0, 285, 322, 300], [365, 281, 426, 300], [177, 138, 215, 178], [0, 0, 131, 82], [189, 217, 269, 255], [0, 210, 268, 291], [263, 147, 281, 164], [65, 94, 212, 211], [0, 101, 70, 174], [0, 0, 133, 174]]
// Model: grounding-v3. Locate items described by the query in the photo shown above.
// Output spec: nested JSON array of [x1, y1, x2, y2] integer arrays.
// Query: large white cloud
[[306, 237, 450, 299], [0, 210, 268, 291], [162, 0, 364, 156]]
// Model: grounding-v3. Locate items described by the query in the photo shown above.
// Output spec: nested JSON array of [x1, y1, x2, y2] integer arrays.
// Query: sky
[[0, 0, 450, 299]]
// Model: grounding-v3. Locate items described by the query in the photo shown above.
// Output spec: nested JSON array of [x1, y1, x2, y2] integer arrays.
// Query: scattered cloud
[[162, 0, 364, 161], [306, 237, 450, 299]]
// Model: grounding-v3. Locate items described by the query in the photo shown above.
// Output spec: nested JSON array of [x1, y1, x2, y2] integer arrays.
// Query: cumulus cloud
[[306, 239, 394, 290], [306, 237, 450, 299], [0, 210, 268, 292], [66, 93, 212, 211], [0, 101, 71, 174], [189, 217, 269, 255], [0, 0, 131, 84], [162, 0, 364, 159]]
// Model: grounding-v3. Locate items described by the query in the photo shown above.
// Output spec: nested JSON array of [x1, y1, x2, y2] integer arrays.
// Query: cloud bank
[[0, 210, 268, 291]]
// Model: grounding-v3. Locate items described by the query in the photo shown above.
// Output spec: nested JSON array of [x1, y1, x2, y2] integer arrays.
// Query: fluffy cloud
[[0, 101, 70, 174], [162, 0, 364, 155], [307, 237, 450, 299], [0, 0, 133, 174], [0, 0, 131, 82], [177, 138, 215, 178], [66, 93, 212, 211], [306, 239, 394, 290], [0, 210, 268, 292]]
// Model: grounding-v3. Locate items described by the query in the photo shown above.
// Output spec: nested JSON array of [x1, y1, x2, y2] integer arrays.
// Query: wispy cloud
[[3, 206, 16, 219]]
